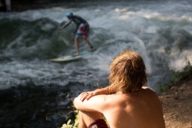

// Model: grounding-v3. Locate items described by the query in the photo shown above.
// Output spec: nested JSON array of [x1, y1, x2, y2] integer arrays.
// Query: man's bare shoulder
[[141, 87, 159, 97], [109, 87, 159, 105], [101, 93, 133, 107], [142, 86, 155, 91], [89, 87, 159, 108]]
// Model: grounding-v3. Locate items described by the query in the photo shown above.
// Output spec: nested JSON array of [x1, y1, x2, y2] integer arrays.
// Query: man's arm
[[60, 20, 72, 29], [73, 94, 110, 112], [79, 86, 116, 101]]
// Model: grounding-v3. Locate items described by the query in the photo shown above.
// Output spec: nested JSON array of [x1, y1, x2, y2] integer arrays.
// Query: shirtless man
[[62, 12, 94, 56], [73, 50, 165, 128]]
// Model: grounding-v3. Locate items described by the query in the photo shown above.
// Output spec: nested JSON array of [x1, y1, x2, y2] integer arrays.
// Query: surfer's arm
[[61, 20, 72, 29], [79, 86, 116, 101]]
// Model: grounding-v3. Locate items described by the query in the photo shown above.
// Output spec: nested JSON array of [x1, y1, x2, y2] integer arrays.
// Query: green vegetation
[[160, 64, 192, 92], [61, 112, 78, 128]]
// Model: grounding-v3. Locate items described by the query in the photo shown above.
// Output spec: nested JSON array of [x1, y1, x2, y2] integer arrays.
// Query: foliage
[[160, 64, 192, 92], [61, 113, 78, 128]]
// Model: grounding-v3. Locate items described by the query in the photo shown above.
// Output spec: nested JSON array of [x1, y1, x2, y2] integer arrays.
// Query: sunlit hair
[[109, 50, 147, 93]]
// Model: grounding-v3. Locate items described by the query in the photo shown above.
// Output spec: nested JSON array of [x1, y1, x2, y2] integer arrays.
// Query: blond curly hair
[[108, 50, 147, 93]]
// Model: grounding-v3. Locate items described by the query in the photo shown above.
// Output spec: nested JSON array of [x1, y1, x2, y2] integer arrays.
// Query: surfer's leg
[[81, 24, 94, 51], [74, 36, 80, 56], [84, 38, 94, 50]]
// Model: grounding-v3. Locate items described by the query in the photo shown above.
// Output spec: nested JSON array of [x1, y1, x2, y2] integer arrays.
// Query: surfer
[[61, 12, 94, 56]]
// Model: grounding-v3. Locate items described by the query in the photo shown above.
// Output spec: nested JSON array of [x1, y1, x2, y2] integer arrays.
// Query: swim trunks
[[76, 23, 89, 39], [88, 119, 109, 128]]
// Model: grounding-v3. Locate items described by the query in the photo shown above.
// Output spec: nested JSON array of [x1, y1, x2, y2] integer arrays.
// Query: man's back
[[73, 50, 166, 128], [103, 88, 165, 128]]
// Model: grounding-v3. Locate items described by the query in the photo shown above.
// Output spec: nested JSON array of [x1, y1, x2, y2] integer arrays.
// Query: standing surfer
[[61, 12, 94, 56]]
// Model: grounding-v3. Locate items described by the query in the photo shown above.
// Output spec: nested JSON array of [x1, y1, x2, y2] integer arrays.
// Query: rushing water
[[0, 0, 192, 91]]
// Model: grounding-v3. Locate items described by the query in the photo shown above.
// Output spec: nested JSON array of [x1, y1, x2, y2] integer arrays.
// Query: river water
[[0, 0, 192, 91]]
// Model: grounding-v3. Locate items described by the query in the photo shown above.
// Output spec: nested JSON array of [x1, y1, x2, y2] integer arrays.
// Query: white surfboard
[[50, 55, 82, 62]]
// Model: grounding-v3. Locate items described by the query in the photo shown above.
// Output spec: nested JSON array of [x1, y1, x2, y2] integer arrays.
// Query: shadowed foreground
[[160, 78, 192, 128]]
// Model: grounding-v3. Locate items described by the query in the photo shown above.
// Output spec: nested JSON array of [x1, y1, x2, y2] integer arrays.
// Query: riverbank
[[0, 83, 77, 128], [160, 77, 192, 128], [0, 73, 191, 128], [62, 74, 192, 128]]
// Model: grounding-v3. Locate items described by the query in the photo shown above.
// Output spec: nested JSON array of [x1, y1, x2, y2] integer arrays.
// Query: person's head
[[66, 12, 73, 19], [109, 49, 147, 93]]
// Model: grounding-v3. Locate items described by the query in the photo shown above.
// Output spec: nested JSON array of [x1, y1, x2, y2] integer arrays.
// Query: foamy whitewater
[[0, 0, 192, 91]]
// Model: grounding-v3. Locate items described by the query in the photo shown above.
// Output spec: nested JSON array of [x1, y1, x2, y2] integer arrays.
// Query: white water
[[0, 0, 192, 90]]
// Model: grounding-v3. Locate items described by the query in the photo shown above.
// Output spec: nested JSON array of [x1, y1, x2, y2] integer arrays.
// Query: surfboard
[[50, 55, 82, 63]]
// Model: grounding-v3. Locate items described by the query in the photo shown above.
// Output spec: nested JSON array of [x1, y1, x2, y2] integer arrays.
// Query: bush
[[61, 112, 78, 128], [160, 64, 192, 92]]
